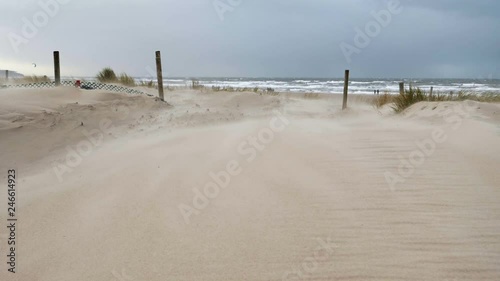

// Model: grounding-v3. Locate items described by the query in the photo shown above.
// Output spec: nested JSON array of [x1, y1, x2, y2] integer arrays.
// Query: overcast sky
[[1, 0, 499, 78]]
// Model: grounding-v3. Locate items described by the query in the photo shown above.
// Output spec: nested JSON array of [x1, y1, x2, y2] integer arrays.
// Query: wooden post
[[53, 51, 60, 86], [5, 70, 8, 80], [155, 51, 164, 101], [399, 82, 405, 95], [342, 70, 349, 110]]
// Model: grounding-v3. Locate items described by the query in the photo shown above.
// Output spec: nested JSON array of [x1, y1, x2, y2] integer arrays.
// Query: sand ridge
[[0, 88, 499, 281]]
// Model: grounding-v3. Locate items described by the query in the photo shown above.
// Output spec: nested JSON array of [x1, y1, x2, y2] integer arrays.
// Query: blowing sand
[[0, 87, 499, 281]]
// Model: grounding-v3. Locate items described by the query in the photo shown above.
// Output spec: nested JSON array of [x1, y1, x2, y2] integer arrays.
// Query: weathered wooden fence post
[[53, 51, 60, 86], [155, 51, 164, 101], [399, 82, 405, 95], [5, 70, 8, 80], [342, 70, 349, 110]]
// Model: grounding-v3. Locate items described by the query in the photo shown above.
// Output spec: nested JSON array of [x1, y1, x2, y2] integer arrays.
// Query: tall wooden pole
[[53, 51, 60, 86], [155, 51, 164, 101], [342, 70, 349, 110]]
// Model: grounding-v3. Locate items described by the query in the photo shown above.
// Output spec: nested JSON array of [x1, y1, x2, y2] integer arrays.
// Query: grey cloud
[[1, 0, 498, 78]]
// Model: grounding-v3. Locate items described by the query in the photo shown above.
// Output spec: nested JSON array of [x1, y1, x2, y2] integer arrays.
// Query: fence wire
[[0, 81, 153, 96]]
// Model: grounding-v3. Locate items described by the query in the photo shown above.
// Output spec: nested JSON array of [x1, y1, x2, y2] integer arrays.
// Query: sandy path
[[0, 89, 499, 281]]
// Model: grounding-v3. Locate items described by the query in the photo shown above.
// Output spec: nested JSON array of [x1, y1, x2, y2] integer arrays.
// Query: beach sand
[[0, 87, 499, 281]]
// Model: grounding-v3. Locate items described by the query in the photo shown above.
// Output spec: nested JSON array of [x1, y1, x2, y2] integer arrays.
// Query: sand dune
[[0, 88, 499, 281]]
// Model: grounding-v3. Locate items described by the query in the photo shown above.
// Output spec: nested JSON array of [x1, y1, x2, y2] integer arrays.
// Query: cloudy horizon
[[1, 0, 499, 79]]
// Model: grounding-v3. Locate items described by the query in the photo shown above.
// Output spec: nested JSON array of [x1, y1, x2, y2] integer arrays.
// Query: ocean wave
[[143, 78, 500, 94]]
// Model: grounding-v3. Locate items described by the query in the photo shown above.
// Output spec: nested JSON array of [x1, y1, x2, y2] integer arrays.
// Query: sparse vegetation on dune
[[392, 88, 428, 113], [450, 92, 500, 103], [373, 92, 395, 108], [138, 80, 156, 88], [23, 75, 51, 83], [182, 80, 280, 93], [191, 79, 204, 90], [119, 73, 135, 87], [96, 68, 140, 87], [209, 85, 278, 94], [304, 93, 320, 99], [96, 67, 118, 83], [391, 87, 500, 113]]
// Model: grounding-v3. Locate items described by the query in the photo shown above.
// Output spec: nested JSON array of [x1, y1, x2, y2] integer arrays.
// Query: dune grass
[[96, 67, 139, 87], [119, 73, 135, 87], [390, 88, 500, 113], [392, 88, 428, 113], [304, 93, 320, 99], [209, 85, 277, 93], [138, 80, 156, 88], [24, 75, 51, 83], [96, 67, 118, 83], [191, 79, 204, 90], [373, 92, 394, 108]]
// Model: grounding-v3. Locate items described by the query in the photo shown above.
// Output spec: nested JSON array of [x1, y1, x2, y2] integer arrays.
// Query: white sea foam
[[71, 77, 500, 94]]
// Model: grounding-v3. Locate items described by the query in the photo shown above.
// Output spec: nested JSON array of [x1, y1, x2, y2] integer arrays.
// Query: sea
[[67, 77, 500, 95], [134, 77, 500, 94]]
